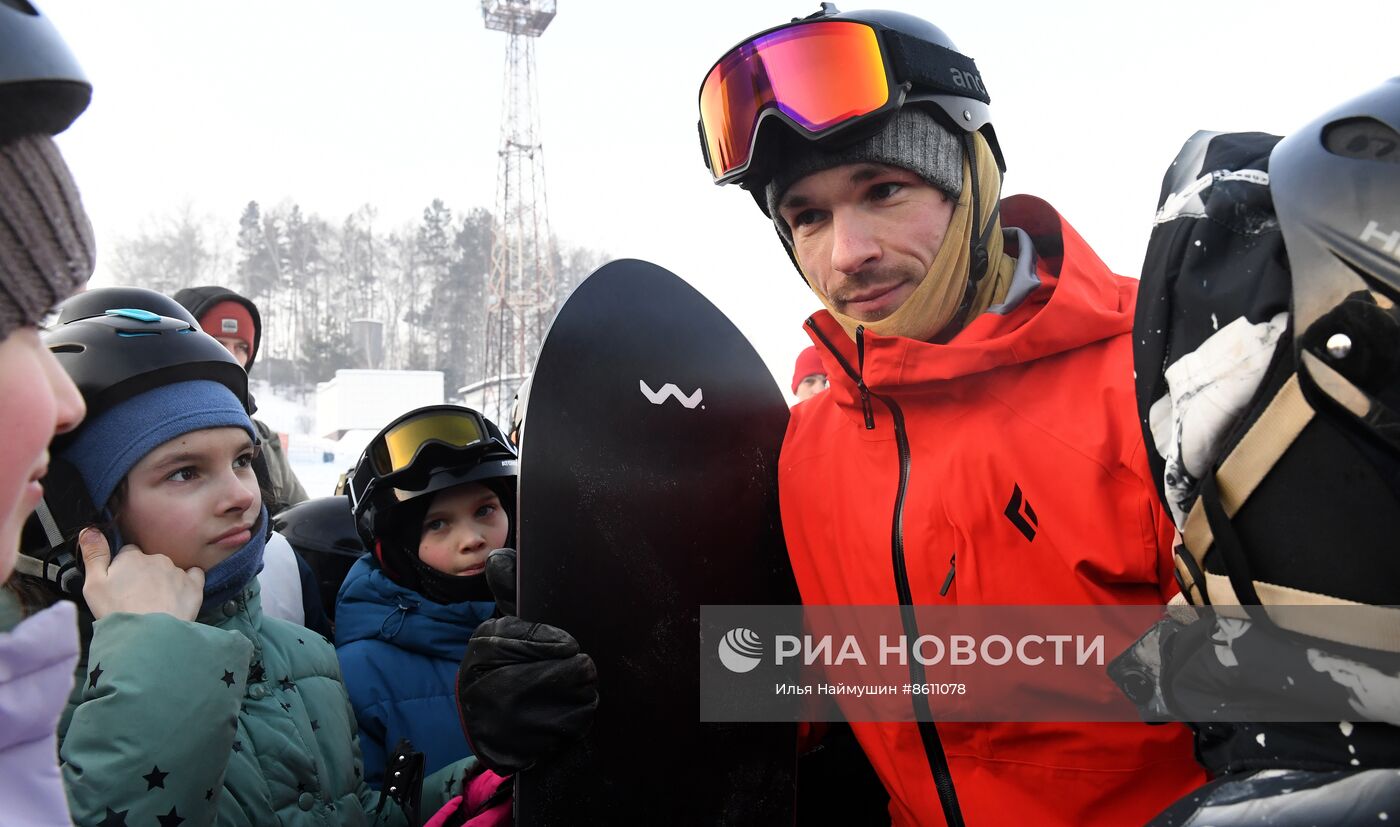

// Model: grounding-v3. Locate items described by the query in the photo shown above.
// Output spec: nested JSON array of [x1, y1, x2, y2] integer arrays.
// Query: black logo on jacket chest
[[1004, 483, 1039, 542]]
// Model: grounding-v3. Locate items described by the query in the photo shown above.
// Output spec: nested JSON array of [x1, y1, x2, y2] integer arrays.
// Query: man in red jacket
[[693, 6, 1204, 826], [457, 5, 1204, 824]]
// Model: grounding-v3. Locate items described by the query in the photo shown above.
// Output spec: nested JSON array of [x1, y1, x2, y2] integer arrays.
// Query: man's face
[[777, 162, 955, 323], [215, 336, 252, 369]]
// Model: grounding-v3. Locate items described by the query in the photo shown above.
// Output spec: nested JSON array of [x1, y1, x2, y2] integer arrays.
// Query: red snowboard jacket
[[780, 195, 1205, 826]]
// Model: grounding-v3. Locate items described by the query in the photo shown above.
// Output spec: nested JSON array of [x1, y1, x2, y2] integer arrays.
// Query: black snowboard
[[515, 258, 799, 825]]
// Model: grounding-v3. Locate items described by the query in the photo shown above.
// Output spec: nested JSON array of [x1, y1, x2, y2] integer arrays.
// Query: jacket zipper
[[940, 555, 957, 597], [805, 318, 874, 430], [804, 317, 965, 825], [854, 327, 875, 429], [879, 392, 965, 827]]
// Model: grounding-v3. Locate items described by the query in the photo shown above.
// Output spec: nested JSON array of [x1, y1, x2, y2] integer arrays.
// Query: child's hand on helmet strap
[[79, 526, 204, 621]]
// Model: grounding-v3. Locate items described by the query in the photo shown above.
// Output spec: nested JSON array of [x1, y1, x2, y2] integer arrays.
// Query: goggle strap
[[886, 31, 991, 105]]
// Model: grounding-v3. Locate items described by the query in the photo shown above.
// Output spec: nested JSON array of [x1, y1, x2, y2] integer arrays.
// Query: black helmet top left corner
[[42, 310, 252, 452], [0, 0, 91, 144]]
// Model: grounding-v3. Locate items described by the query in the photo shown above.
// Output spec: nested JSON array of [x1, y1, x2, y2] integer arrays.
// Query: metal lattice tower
[[481, 0, 557, 424]]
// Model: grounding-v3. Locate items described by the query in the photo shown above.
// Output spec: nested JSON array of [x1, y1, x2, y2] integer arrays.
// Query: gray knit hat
[[765, 107, 963, 245], [0, 133, 94, 338]]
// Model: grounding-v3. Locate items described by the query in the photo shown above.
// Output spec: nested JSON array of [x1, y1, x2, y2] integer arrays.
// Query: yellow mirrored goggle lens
[[374, 412, 487, 475]]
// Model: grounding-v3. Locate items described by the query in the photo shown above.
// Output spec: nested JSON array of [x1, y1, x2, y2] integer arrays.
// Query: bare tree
[[108, 198, 604, 397], [111, 202, 230, 293]]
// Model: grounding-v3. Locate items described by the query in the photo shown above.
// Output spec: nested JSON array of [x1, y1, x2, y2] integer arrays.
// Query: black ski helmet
[[700, 3, 1004, 206], [0, 0, 91, 143], [348, 405, 517, 601], [1270, 76, 1400, 458], [45, 309, 250, 447], [55, 286, 199, 327], [823, 7, 1002, 170], [271, 496, 365, 620], [18, 310, 250, 597]]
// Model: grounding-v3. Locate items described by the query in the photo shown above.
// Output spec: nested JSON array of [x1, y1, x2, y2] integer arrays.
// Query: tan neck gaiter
[[810, 132, 1016, 343]]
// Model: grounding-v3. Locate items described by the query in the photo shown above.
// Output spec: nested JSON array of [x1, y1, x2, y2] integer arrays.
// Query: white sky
[[44, 0, 1400, 392]]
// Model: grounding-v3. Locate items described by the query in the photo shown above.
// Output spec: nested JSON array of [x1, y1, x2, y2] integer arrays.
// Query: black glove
[[457, 548, 599, 775]]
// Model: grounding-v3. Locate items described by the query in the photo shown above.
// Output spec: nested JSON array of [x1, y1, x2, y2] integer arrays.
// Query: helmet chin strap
[[12, 499, 83, 595], [17, 459, 106, 599]]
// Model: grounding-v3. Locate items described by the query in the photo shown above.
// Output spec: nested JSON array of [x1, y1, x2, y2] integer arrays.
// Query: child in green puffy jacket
[[28, 310, 475, 825]]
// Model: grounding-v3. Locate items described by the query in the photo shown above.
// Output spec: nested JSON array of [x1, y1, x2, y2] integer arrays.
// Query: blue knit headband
[[61, 379, 255, 509]]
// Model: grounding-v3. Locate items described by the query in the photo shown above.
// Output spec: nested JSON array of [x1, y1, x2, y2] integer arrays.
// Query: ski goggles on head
[[697, 18, 991, 185], [349, 405, 513, 515]]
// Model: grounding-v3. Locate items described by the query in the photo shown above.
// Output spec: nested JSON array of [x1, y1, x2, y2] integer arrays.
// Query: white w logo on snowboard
[[639, 380, 703, 409]]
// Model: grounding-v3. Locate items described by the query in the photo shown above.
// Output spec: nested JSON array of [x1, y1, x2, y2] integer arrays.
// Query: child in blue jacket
[[338, 405, 516, 787]]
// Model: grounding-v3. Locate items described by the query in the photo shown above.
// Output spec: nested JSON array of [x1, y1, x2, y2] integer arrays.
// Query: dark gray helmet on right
[[1271, 76, 1400, 457]]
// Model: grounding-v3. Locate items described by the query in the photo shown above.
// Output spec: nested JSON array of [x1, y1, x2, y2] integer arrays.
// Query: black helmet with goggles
[[347, 405, 517, 601], [697, 3, 1003, 193]]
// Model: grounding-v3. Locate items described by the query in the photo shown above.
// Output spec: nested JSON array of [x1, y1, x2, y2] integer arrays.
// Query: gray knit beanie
[[0, 133, 94, 338], [765, 107, 963, 245]]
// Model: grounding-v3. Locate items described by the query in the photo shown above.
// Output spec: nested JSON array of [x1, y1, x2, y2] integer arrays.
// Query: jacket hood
[[334, 555, 493, 659], [805, 195, 1136, 424], [171, 285, 263, 372]]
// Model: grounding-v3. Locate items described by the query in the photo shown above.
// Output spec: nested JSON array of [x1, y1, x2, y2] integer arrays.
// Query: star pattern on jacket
[[310, 719, 319, 732], [280, 701, 292, 712], [248, 661, 265, 684], [232, 739, 244, 753], [278, 676, 296, 692], [97, 808, 127, 827], [204, 788, 214, 801], [88, 662, 103, 689], [156, 806, 185, 827], [142, 765, 168, 790], [221, 670, 236, 687]]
